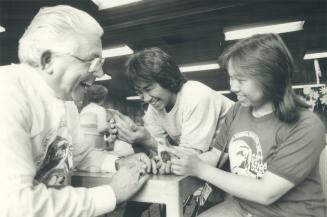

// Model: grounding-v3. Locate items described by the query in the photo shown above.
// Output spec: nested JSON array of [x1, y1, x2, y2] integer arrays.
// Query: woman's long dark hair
[[219, 33, 309, 123]]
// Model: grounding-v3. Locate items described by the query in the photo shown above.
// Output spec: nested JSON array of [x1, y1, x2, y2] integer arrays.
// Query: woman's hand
[[170, 149, 206, 177]]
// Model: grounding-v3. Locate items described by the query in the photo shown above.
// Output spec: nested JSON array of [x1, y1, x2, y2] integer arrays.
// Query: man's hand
[[110, 165, 149, 204], [116, 153, 152, 174]]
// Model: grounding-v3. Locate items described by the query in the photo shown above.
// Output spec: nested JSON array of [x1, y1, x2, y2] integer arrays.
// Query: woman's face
[[228, 61, 266, 108]]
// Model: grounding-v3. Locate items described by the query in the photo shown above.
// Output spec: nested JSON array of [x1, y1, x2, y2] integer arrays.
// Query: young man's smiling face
[[134, 80, 177, 112]]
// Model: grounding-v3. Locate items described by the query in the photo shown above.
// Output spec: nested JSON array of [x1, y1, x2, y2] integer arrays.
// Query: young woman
[[170, 33, 326, 217]]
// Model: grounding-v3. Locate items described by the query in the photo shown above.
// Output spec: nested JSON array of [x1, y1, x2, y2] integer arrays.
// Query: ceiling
[[1, 0, 327, 99]]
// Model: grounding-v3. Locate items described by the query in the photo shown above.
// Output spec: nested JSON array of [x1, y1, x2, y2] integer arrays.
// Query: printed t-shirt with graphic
[[0, 64, 118, 217], [214, 102, 326, 217]]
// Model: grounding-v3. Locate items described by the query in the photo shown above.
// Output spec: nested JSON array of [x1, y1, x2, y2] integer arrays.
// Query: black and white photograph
[[0, 0, 326, 216]]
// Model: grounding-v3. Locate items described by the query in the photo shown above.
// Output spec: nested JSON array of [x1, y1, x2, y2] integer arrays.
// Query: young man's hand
[[107, 110, 155, 149]]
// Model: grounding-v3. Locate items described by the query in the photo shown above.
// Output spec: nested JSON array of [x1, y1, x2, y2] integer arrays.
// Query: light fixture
[[292, 84, 325, 89], [179, 62, 220, 73], [0, 25, 5, 33], [217, 90, 231, 94], [304, 51, 327, 60], [126, 96, 141, 100], [224, 21, 305, 41], [102, 45, 134, 58], [91, 0, 142, 10], [95, 74, 112, 81]]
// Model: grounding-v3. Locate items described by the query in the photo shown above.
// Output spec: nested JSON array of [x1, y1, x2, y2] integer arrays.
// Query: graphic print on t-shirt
[[35, 119, 73, 187], [229, 131, 267, 179]]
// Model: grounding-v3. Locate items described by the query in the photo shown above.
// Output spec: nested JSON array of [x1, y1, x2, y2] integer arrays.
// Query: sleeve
[[214, 103, 241, 152], [0, 95, 116, 217], [215, 93, 235, 133], [268, 113, 326, 185], [178, 90, 233, 152]]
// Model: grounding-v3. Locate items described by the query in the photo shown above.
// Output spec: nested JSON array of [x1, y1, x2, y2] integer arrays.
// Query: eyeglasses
[[69, 54, 105, 75], [54, 52, 105, 76]]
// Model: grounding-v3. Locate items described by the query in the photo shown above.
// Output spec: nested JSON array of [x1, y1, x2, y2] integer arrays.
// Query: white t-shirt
[[0, 64, 118, 217], [144, 80, 234, 152]]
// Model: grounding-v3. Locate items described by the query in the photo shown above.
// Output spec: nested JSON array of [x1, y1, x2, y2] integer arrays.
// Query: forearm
[[136, 134, 158, 151], [75, 148, 118, 173], [3, 184, 116, 217], [196, 164, 273, 205], [198, 148, 221, 166]]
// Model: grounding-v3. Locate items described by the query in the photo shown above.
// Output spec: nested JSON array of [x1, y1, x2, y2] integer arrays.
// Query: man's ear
[[40, 50, 54, 74]]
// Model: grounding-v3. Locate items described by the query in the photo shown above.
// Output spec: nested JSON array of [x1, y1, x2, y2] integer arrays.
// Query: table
[[72, 171, 203, 217]]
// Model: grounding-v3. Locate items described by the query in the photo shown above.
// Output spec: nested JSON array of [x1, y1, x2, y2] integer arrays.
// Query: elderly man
[[0, 5, 151, 217]]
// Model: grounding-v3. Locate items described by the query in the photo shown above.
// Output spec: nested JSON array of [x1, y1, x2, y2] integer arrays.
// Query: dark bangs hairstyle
[[218, 33, 309, 123], [125, 47, 187, 93]]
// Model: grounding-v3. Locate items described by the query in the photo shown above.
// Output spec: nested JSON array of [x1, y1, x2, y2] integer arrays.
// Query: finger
[[114, 110, 135, 127], [156, 160, 162, 168], [118, 112, 135, 126], [151, 159, 157, 174], [138, 174, 150, 185], [153, 155, 160, 162], [166, 149, 184, 159], [139, 154, 151, 173], [115, 115, 130, 130], [114, 124, 131, 142], [165, 161, 171, 174], [115, 121, 134, 137], [159, 163, 166, 174]]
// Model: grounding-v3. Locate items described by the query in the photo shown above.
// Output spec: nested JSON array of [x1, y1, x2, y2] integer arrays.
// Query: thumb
[[138, 174, 150, 185]]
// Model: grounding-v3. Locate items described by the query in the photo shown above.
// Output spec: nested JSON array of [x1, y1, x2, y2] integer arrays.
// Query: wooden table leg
[[165, 192, 183, 217]]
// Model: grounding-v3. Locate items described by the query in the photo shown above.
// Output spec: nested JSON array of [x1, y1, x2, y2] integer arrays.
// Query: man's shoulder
[[179, 80, 215, 100]]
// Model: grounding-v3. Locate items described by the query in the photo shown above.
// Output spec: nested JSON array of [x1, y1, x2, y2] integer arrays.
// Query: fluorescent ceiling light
[[91, 0, 142, 10], [292, 84, 325, 89], [304, 51, 327, 60], [179, 63, 220, 73], [126, 96, 141, 100], [0, 26, 5, 33], [102, 45, 133, 58], [217, 90, 231, 94], [224, 21, 305, 41], [95, 74, 112, 81]]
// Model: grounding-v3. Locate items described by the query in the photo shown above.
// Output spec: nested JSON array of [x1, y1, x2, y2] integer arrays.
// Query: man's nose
[[93, 67, 104, 77]]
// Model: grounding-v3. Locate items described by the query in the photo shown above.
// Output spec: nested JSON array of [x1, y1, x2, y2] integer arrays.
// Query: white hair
[[18, 5, 103, 67]]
